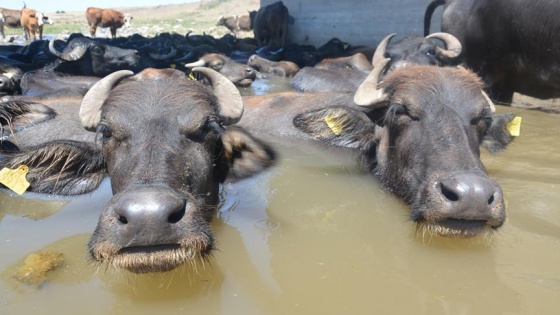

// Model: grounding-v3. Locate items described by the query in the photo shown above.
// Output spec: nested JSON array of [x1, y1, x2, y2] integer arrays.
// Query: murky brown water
[[1, 76, 559, 315]]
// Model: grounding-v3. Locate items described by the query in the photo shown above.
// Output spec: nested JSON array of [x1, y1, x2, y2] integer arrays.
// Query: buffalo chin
[[236, 79, 254, 87], [416, 219, 495, 239], [92, 243, 211, 274]]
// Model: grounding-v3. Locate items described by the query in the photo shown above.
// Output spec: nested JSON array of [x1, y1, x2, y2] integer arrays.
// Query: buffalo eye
[[209, 61, 224, 70], [471, 108, 492, 125], [96, 124, 113, 140], [392, 104, 416, 119], [426, 48, 436, 56], [186, 116, 220, 142]]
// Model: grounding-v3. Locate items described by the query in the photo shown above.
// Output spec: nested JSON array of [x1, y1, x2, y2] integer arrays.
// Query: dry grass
[[3, 0, 259, 39]]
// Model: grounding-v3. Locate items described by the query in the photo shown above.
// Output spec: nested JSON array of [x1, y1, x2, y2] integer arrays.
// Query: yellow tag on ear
[[169, 63, 176, 69], [507, 116, 522, 137], [0, 165, 30, 195], [325, 114, 344, 136], [188, 72, 196, 81]]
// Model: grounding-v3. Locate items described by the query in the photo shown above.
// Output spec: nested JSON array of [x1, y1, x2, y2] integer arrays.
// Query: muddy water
[[1, 77, 559, 314]]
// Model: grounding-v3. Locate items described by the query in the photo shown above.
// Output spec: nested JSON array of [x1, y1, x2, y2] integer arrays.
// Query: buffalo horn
[[354, 58, 391, 108], [80, 70, 134, 131], [191, 67, 243, 125], [149, 47, 177, 60], [372, 33, 396, 66], [184, 59, 207, 68], [49, 39, 88, 61], [426, 32, 462, 59], [480, 90, 497, 113]]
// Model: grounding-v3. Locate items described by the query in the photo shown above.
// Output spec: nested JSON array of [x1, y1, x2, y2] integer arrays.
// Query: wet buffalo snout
[[437, 173, 504, 224], [111, 187, 186, 245]]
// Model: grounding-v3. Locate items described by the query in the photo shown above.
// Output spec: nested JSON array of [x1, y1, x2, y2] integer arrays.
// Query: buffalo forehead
[[102, 80, 216, 125]]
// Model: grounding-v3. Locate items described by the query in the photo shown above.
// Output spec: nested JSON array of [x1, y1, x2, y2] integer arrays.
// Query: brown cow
[[0, 6, 23, 40], [20, 8, 53, 41], [85, 7, 132, 39], [216, 12, 255, 36]]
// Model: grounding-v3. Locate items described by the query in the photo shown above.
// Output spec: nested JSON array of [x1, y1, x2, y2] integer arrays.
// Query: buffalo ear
[[293, 106, 377, 148], [483, 113, 516, 153], [0, 100, 57, 133], [0, 140, 107, 195], [220, 126, 276, 181]]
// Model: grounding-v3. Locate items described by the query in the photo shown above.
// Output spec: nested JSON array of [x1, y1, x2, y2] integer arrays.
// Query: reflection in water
[[0, 79, 559, 314]]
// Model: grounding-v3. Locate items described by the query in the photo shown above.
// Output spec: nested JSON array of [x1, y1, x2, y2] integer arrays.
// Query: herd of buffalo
[[0, 0, 557, 274]]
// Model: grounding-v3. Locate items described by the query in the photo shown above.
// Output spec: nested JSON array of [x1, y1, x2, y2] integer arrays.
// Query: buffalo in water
[[0, 67, 275, 273], [240, 58, 515, 238]]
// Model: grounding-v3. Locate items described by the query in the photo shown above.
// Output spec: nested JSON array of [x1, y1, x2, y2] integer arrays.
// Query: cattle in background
[[216, 12, 256, 36], [240, 59, 515, 238], [0, 6, 24, 40], [20, 9, 54, 41], [0, 67, 275, 273], [85, 7, 132, 39], [253, 1, 289, 48], [425, 0, 560, 103]]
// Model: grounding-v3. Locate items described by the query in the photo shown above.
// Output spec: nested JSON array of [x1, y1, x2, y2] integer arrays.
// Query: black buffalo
[[289, 33, 462, 93], [425, 0, 560, 103], [240, 59, 514, 238], [48, 36, 139, 77], [0, 67, 275, 273], [253, 1, 289, 48]]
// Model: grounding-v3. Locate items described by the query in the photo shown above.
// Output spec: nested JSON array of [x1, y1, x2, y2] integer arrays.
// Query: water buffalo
[[247, 54, 300, 77], [253, 1, 289, 48], [0, 67, 276, 273], [184, 53, 257, 87], [425, 0, 560, 103], [240, 60, 514, 238], [290, 33, 462, 93], [48, 37, 139, 77], [85, 7, 132, 39]]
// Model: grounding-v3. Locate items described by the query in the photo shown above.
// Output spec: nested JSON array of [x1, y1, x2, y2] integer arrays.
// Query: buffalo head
[[0, 68, 275, 273], [49, 37, 139, 77], [184, 53, 256, 87], [295, 59, 514, 238]]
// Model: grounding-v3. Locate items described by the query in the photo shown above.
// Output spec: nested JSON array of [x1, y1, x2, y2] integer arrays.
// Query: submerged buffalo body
[[241, 61, 514, 238], [0, 68, 275, 273]]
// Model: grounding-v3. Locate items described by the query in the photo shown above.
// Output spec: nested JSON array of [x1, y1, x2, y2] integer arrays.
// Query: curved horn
[[49, 39, 88, 61], [372, 33, 396, 66], [80, 70, 134, 131], [184, 59, 207, 68], [426, 32, 462, 59], [481, 90, 497, 113], [354, 58, 391, 108], [148, 47, 177, 60], [191, 67, 243, 125]]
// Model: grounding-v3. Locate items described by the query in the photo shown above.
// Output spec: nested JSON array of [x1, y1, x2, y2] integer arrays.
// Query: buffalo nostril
[[488, 194, 495, 205], [440, 182, 459, 201], [167, 207, 185, 224]]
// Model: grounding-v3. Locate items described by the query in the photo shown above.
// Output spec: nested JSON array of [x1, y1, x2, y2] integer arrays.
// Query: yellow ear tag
[[325, 114, 344, 136], [0, 165, 30, 195], [169, 63, 176, 69], [188, 72, 196, 81], [507, 116, 522, 137]]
